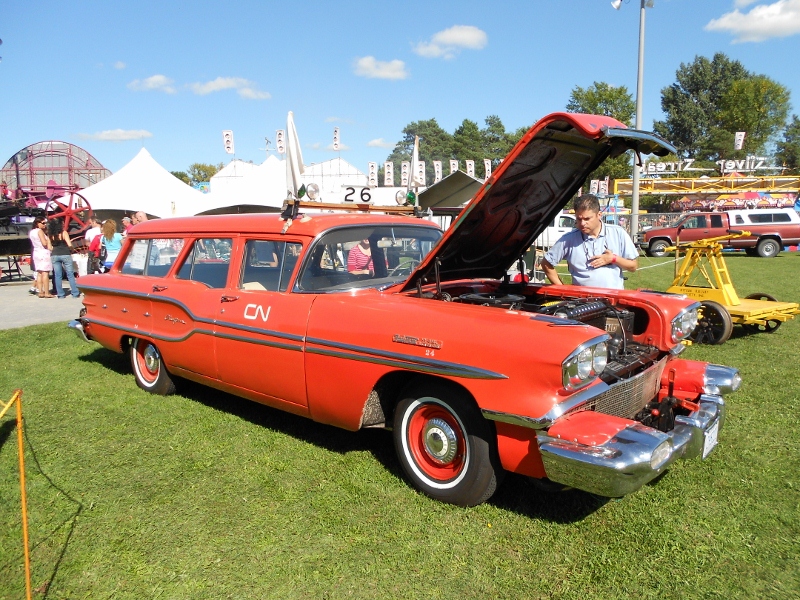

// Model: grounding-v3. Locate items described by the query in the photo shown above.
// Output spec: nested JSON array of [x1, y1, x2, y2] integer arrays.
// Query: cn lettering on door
[[244, 304, 271, 322]]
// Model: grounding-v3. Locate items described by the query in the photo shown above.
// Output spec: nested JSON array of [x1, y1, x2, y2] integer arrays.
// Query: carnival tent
[[78, 148, 206, 218], [195, 156, 287, 215]]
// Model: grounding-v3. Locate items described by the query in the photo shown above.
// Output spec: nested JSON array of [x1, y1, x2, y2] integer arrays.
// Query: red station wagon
[[69, 113, 741, 506]]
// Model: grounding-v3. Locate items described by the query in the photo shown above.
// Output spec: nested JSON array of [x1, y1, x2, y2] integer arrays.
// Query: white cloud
[[326, 116, 342, 123], [237, 87, 271, 100], [413, 25, 488, 59], [326, 143, 350, 151], [353, 56, 408, 80], [114, 61, 126, 70], [127, 75, 176, 94], [735, 0, 758, 7], [705, 0, 800, 42], [189, 76, 270, 99], [367, 138, 394, 149], [78, 129, 153, 142]]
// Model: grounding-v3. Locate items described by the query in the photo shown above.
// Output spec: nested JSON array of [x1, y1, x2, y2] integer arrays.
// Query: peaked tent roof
[[78, 148, 206, 218]]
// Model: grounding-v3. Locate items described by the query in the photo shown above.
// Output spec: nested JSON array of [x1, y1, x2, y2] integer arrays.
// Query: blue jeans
[[52, 254, 80, 298]]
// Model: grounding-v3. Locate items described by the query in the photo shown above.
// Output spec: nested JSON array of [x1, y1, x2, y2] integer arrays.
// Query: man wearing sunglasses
[[541, 194, 638, 289]]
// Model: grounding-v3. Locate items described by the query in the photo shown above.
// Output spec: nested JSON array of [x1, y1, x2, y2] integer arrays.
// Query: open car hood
[[400, 112, 675, 292]]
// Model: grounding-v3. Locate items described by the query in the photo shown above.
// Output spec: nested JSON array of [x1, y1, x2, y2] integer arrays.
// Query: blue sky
[[2, 0, 799, 177]]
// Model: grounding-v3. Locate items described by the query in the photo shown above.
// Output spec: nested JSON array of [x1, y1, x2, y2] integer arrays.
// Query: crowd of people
[[24, 210, 149, 297]]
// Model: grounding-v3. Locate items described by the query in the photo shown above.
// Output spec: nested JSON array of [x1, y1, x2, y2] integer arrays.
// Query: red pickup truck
[[642, 208, 800, 258]]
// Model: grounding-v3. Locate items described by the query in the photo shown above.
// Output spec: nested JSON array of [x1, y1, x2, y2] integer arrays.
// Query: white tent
[[78, 148, 206, 218], [196, 155, 287, 214]]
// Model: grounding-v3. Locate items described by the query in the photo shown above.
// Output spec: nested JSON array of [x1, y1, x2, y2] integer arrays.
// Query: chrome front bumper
[[538, 394, 725, 497], [68, 319, 91, 343]]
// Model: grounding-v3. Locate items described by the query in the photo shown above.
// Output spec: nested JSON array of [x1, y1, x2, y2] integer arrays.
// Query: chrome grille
[[571, 357, 667, 419]]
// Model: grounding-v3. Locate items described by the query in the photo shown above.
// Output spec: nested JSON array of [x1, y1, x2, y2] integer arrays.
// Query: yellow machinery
[[666, 231, 800, 344]]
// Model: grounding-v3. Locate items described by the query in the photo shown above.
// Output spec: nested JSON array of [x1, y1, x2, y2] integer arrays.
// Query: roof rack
[[280, 198, 423, 221]]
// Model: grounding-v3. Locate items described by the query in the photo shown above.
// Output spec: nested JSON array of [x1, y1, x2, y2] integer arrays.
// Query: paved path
[[0, 274, 84, 330]]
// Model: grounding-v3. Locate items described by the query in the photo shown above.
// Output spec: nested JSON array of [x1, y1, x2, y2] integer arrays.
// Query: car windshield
[[296, 225, 442, 292]]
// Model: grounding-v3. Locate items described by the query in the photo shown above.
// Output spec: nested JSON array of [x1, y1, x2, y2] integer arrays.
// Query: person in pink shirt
[[347, 239, 374, 274]]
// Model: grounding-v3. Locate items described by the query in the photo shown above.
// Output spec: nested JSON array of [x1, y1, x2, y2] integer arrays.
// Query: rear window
[[121, 238, 185, 277]]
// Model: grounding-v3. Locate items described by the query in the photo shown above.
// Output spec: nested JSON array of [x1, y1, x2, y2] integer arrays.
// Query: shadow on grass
[[0, 419, 15, 451], [0, 423, 83, 598], [77, 351, 608, 523], [76, 346, 130, 375], [176, 378, 607, 522]]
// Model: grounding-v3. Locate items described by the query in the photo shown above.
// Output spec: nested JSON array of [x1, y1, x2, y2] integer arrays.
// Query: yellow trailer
[[665, 231, 800, 344]]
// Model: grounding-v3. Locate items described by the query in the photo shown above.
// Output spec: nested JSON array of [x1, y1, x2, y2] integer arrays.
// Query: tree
[[566, 82, 635, 125], [171, 171, 191, 185], [187, 163, 223, 185], [451, 119, 483, 174], [717, 76, 791, 157], [566, 82, 636, 182], [653, 53, 750, 159], [384, 119, 453, 185], [776, 115, 800, 173]]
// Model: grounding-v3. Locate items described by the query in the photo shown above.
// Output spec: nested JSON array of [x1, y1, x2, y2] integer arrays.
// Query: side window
[[121, 240, 150, 275], [240, 240, 302, 292], [774, 212, 791, 223], [735, 215, 745, 225], [176, 238, 232, 288], [748, 213, 772, 224], [710, 214, 724, 228], [684, 216, 706, 229], [121, 238, 185, 277], [559, 216, 575, 228]]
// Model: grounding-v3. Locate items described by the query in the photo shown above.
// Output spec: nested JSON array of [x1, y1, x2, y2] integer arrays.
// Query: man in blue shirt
[[541, 194, 638, 289]]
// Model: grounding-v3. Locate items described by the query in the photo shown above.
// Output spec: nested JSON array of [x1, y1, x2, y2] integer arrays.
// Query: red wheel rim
[[406, 403, 466, 482], [134, 341, 160, 384]]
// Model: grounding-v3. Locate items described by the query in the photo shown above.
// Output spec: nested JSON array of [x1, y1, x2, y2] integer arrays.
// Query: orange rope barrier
[[1, 389, 32, 600]]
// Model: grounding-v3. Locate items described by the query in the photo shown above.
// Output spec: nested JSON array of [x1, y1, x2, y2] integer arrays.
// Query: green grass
[[1, 252, 799, 599]]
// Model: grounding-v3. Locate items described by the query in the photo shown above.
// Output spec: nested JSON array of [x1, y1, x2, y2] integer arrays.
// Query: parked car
[[532, 211, 575, 248], [69, 112, 740, 507], [641, 208, 800, 258]]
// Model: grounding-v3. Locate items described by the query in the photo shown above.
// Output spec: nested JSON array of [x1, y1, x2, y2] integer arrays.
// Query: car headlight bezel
[[562, 335, 610, 391], [671, 303, 700, 343]]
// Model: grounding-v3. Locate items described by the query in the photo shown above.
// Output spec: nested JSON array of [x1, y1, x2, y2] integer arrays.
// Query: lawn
[[1, 252, 799, 599]]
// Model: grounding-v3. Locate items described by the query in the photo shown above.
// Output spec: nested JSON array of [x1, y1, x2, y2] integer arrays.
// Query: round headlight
[[577, 347, 593, 379], [681, 309, 698, 335], [592, 342, 608, 374]]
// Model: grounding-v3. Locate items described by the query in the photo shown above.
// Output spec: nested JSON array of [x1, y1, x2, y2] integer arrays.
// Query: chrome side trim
[[306, 339, 507, 380], [81, 286, 502, 379], [482, 381, 611, 429], [703, 364, 742, 395]]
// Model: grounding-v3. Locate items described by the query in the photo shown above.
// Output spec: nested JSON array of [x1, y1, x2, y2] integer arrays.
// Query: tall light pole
[[613, 0, 652, 239]]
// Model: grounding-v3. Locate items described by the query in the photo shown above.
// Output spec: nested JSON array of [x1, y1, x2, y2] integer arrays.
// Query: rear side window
[[748, 213, 773, 223], [240, 240, 302, 292], [710, 215, 724, 228], [176, 238, 233, 288], [121, 238, 185, 277], [773, 213, 791, 223]]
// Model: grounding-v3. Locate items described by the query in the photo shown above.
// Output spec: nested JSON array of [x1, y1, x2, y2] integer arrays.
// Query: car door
[[213, 238, 312, 408], [676, 214, 709, 242], [149, 237, 231, 379]]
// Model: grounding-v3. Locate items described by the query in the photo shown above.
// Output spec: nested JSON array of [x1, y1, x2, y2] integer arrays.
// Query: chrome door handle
[[221, 295, 239, 303]]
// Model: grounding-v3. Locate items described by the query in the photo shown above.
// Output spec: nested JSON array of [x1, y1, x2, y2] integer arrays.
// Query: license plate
[[702, 421, 719, 458]]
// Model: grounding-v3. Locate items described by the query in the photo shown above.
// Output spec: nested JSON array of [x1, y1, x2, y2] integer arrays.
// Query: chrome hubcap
[[143, 345, 160, 373], [423, 417, 458, 464]]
